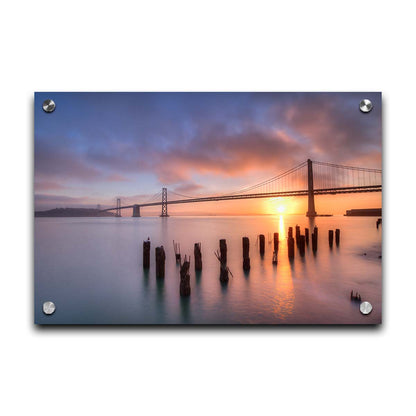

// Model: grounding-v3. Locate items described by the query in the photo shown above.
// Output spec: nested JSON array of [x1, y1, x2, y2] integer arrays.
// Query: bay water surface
[[35, 215, 382, 324]]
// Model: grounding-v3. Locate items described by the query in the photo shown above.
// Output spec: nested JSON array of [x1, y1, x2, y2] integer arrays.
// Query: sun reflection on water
[[279, 214, 285, 239], [273, 215, 295, 318]]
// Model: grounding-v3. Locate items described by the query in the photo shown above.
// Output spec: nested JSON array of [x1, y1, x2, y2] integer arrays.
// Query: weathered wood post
[[215, 250, 230, 283], [242, 237, 250, 271], [173, 240, 181, 263], [288, 236, 295, 259], [259, 234, 265, 255], [335, 229, 340, 246], [143, 239, 150, 269], [179, 255, 191, 296], [312, 231, 318, 253], [288, 227, 293, 239], [328, 230, 334, 248], [272, 233, 279, 264], [299, 235, 305, 256], [314, 226, 318, 238], [220, 239, 227, 264], [155, 246, 166, 278], [218, 240, 229, 283], [295, 225, 300, 246], [220, 265, 229, 283], [194, 243, 202, 271], [305, 228, 309, 245], [273, 233, 279, 253]]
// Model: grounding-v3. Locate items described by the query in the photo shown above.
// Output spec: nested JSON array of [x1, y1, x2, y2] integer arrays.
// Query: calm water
[[35, 215, 382, 324]]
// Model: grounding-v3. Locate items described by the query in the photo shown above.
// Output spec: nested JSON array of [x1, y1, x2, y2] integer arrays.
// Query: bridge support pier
[[306, 159, 317, 217], [160, 187, 169, 217], [115, 198, 121, 217], [132, 204, 141, 217]]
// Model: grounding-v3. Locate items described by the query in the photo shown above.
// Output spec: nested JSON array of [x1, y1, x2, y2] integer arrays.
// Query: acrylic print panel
[[34, 92, 382, 325]]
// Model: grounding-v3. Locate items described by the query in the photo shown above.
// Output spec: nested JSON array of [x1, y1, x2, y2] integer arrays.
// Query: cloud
[[172, 182, 204, 195], [35, 141, 102, 181], [34, 92, 382, 204], [281, 93, 381, 167], [151, 127, 304, 184], [106, 174, 130, 182], [34, 181, 67, 191]]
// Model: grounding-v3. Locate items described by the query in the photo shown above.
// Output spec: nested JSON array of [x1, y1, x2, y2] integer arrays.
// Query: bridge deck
[[103, 185, 382, 211]]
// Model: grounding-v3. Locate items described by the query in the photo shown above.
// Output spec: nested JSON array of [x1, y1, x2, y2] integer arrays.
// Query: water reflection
[[195, 269, 202, 285], [142, 269, 150, 288], [220, 278, 229, 293], [278, 215, 285, 239], [180, 296, 191, 322], [273, 259, 295, 319], [156, 278, 164, 300]]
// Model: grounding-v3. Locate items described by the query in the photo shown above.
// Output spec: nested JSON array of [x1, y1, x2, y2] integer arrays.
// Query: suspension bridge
[[102, 159, 382, 217]]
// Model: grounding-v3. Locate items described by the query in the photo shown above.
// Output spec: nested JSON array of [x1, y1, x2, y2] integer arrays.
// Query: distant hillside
[[35, 208, 116, 217]]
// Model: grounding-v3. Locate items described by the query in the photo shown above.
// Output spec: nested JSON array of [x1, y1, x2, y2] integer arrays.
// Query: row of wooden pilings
[[328, 228, 341, 248], [285, 226, 340, 258], [240, 225, 340, 264], [143, 239, 203, 297], [142, 226, 341, 296], [287, 225, 314, 258]]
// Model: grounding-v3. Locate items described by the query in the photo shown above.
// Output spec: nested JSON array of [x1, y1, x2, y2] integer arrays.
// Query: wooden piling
[[220, 239, 227, 264], [218, 240, 229, 282], [328, 230, 334, 248], [155, 246, 166, 278], [215, 250, 230, 283], [335, 229, 340, 246], [179, 255, 191, 296], [288, 236, 295, 259], [259, 234, 265, 255], [295, 225, 300, 246], [305, 228, 309, 245], [194, 243, 202, 271], [220, 265, 229, 283], [314, 226, 318, 238], [173, 240, 181, 263], [299, 235, 305, 256], [273, 232, 279, 252], [288, 227, 293, 239], [143, 240, 150, 269], [312, 232, 318, 253], [242, 237, 250, 271]]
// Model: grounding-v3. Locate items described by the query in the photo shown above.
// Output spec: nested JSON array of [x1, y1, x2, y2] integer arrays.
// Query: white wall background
[[1, 1, 414, 415]]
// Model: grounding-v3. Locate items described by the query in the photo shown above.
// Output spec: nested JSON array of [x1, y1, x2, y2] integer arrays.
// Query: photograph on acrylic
[[34, 92, 382, 324]]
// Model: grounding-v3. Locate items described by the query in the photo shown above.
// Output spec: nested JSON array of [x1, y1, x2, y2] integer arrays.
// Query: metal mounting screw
[[359, 99, 373, 113], [43, 301, 56, 315], [360, 301, 373, 315], [42, 99, 55, 113]]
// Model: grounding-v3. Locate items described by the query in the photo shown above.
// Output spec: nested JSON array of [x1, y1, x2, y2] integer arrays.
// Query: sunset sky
[[34, 92, 382, 215]]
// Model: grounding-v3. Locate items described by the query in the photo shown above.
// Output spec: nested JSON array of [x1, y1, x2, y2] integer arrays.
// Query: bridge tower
[[116, 198, 121, 217], [132, 204, 141, 217], [160, 187, 169, 217], [306, 159, 317, 217]]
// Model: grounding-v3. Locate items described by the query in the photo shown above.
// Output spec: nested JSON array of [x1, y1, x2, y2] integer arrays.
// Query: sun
[[267, 197, 291, 215]]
